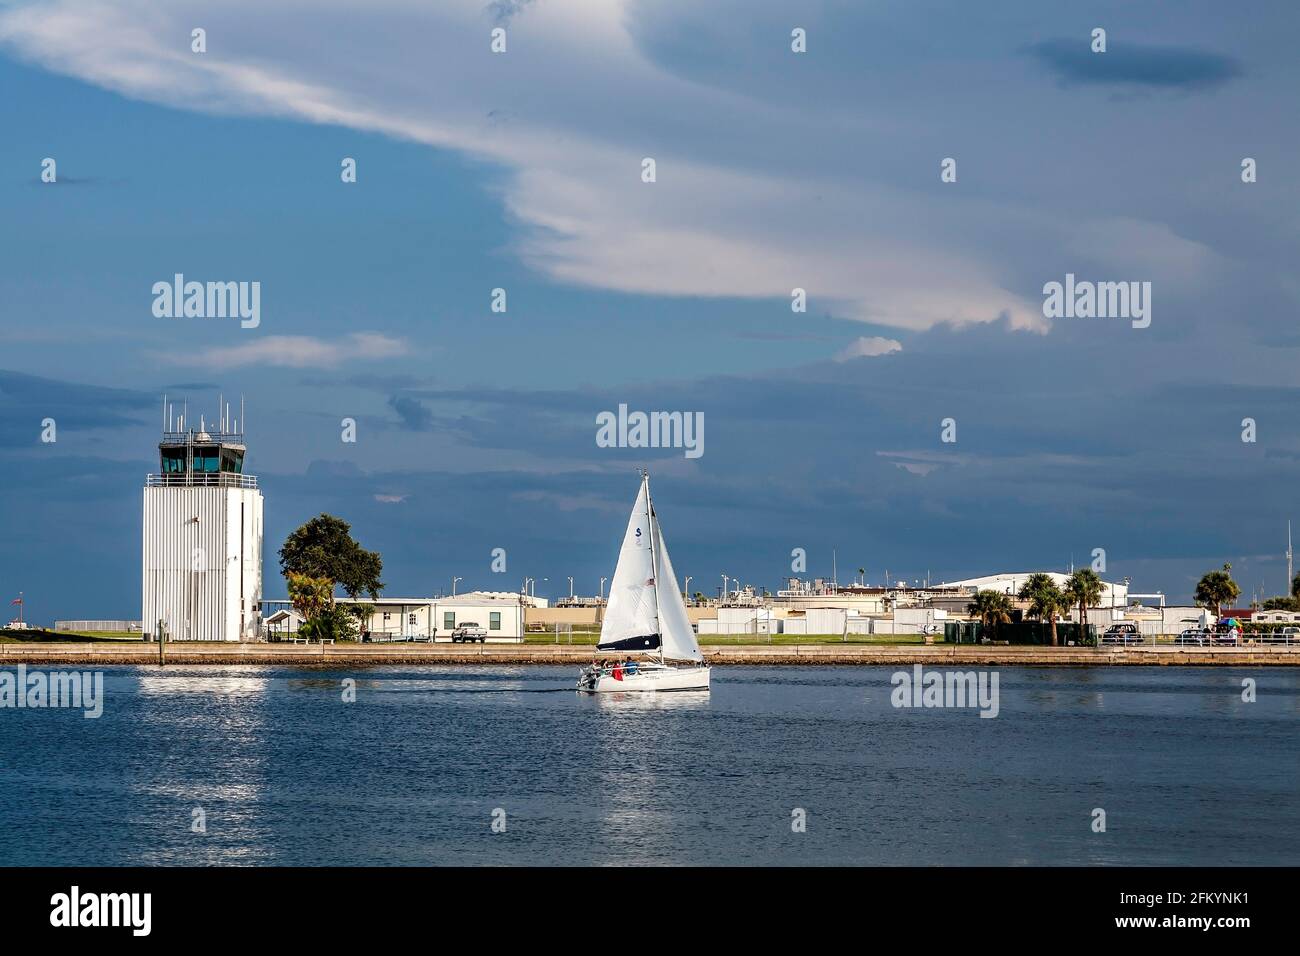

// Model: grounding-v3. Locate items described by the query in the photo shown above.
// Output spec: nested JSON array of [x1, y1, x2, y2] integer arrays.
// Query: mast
[[643, 469, 664, 664]]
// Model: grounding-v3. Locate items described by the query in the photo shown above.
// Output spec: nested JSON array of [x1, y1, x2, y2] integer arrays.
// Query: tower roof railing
[[146, 473, 258, 488], [159, 429, 245, 445]]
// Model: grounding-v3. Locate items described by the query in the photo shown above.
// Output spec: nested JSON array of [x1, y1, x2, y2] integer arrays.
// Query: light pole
[[721, 573, 728, 604], [599, 577, 607, 602], [684, 576, 692, 605], [452, 576, 462, 597], [567, 576, 574, 599]]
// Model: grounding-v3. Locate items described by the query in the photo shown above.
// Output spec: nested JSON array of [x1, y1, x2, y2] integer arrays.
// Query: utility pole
[[452, 576, 462, 597], [1288, 521, 1294, 595]]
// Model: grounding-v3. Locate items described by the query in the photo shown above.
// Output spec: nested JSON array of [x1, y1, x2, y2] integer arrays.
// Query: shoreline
[[2, 642, 1298, 666]]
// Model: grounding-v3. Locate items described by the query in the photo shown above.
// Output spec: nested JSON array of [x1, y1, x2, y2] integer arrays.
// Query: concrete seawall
[[2, 642, 1298, 666]]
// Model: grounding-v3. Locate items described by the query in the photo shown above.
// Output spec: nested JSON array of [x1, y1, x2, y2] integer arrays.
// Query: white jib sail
[[597, 479, 660, 650], [651, 511, 704, 662]]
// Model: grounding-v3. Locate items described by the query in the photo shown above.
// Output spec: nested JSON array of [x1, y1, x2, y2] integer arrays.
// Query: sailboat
[[576, 472, 710, 693]]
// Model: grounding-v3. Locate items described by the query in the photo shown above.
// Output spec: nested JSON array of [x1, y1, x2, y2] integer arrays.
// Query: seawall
[[2, 642, 1298, 666]]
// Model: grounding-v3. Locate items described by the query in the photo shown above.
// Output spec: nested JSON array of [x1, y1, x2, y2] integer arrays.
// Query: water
[[1, 665, 1296, 866]]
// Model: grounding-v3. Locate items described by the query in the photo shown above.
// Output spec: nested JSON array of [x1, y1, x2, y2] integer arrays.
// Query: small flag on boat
[[9, 597, 19, 605]]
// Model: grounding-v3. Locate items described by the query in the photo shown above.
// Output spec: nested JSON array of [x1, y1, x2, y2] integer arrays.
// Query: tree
[[1261, 595, 1300, 611], [280, 513, 384, 605], [1017, 572, 1067, 647], [857, 567, 866, 586], [1291, 572, 1300, 600], [967, 590, 1013, 640], [1195, 563, 1241, 620], [287, 572, 332, 629], [1063, 568, 1105, 645]]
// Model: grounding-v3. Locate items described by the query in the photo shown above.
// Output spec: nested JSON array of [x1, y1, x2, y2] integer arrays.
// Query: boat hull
[[577, 664, 710, 693]]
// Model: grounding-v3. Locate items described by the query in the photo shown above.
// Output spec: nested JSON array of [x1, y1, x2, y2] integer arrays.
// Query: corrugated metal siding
[[142, 486, 263, 641]]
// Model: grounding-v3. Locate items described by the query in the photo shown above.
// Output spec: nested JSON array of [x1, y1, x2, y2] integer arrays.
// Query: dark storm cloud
[[1027, 38, 1243, 91], [0, 370, 150, 444], [387, 394, 435, 432]]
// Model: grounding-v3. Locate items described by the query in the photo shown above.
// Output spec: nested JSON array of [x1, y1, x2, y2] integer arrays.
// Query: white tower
[[142, 398, 263, 641]]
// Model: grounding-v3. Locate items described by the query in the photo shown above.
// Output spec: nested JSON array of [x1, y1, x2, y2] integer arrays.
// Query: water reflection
[[3, 665, 1297, 866], [588, 690, 712, 711]]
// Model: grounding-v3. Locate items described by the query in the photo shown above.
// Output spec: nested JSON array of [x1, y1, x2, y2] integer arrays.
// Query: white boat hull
[[577, 663, 710, 693]]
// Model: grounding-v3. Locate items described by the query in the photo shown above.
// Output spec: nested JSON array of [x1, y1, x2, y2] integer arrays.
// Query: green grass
[[0, 629, 141, 643]]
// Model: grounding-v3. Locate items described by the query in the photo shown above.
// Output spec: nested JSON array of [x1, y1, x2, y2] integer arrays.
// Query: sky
[[2, 0, 1299, 621]]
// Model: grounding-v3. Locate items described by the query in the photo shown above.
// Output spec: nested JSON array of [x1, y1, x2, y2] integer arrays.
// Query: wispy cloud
[[159, 333, 405, 370], [835, 336, 902, 361]]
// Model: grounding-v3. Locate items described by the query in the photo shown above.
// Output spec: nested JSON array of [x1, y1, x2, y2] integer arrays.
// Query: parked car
[[1261, 626, 1300, 645], [1101, 623, 1143, 646], [1175, 628, 1211, 646], [451, 622, 487, 643]]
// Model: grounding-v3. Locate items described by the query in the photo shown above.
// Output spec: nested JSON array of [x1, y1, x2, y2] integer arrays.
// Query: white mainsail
[[651, 511, 703, 662], [597, 478, 660, 651], [597, 474, 703, 661]]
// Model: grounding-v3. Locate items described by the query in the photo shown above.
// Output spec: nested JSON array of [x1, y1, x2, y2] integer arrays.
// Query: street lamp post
[[684, 576, 692, 605], [599, 576, 607, 601], [452, 576, 462, 597]]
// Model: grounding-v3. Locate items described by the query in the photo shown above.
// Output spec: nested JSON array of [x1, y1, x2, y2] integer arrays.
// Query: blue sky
[[2, 0, 1299, 621]]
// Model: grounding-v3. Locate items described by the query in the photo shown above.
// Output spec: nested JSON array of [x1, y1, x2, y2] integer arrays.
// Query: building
[[934, 571, 1130, 609], [345, 593, 527, 641], [142, 401, 263, 641], [262, 591, 536, 641]]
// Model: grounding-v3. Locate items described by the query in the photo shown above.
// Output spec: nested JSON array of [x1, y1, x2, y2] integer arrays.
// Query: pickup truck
[[451, 622, 487, 643]]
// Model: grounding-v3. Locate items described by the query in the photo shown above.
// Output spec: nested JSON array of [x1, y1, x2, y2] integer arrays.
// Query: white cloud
[[159, 332, 405, 369], [0, 0, 1222, 334], [835, 336, 903, 361]]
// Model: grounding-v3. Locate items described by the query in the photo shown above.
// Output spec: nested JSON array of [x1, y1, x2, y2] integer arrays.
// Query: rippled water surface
[[1, 665, 1297, 865]]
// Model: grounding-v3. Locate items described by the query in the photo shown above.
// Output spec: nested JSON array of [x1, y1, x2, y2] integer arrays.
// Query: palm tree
[[967, 589, 1013, 641], [857, 567, 866, 586], [1063, 568, 1105, 646], [1195, 563, 1241, 620], [1018, 572, 1067, 646]]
